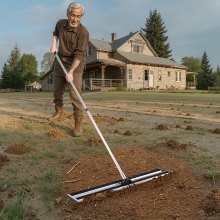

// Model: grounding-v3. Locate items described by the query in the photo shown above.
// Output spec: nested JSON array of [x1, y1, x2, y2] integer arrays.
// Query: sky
[[0, 0, 220, 72]]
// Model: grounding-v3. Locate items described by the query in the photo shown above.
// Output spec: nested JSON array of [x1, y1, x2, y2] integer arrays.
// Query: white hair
[[66, 2, 85, 16]]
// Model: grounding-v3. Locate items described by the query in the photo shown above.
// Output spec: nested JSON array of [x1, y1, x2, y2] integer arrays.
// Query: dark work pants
[[53, 59, 84, 116]]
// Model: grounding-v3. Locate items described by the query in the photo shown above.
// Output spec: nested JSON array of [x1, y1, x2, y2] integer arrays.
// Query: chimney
[[111, 33, 117, 41]]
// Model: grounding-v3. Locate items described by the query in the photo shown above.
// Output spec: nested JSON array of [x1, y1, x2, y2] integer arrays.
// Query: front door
[[148, 70, 154, 88], [143, 70, 154, 88]]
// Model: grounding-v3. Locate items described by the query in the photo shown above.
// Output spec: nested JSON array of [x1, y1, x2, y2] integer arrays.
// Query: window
[[176, 72, 182, 82], [133, 45, 144, 53], [144, 70, 149, 80], [128, 69, 132, 80], [168, 71, 171, 77]]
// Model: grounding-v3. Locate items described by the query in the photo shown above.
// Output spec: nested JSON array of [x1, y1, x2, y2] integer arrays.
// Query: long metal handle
[[55, 54, 127, 180]]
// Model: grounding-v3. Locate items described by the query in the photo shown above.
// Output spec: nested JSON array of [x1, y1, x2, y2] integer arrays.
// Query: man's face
[[68, 8, 83, 27]]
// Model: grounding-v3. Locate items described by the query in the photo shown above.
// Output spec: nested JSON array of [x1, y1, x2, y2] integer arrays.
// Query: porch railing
[[83, 78, 126, 90]]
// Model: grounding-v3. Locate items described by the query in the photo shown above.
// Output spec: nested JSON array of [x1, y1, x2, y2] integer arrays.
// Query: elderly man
[[49, 2, 89, 137]]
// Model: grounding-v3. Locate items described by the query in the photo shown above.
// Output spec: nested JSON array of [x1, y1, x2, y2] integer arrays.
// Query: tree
[[181, 56, 201, 72], [0, 45, 23, 89], [0, 45, 39, 89], [196, 51, 214, 90], [41, 52, 54, 73], [213, 66, 220, 86], [142, 9, 172, 58], [20, 53, 38, 84], [181, 56, 201, 82]]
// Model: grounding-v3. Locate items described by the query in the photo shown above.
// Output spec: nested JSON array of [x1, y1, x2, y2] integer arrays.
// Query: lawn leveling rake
[[55, 53, 171, 203]]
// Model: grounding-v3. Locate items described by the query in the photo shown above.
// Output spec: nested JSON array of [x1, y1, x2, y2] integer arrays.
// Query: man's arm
[[50, 35, 58, 54], [66, 59, 81, 82]]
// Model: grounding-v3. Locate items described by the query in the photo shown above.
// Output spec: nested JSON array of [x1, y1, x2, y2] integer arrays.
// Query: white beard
[[69, 22, 79, 28]]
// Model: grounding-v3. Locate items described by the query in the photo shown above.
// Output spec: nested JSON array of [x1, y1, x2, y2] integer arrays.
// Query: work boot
[[73, 115, 83, 137], [48, 106, 63, 121]]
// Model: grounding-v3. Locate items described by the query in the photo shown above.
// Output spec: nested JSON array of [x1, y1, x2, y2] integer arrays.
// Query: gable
[[116, 32, 157, 56]]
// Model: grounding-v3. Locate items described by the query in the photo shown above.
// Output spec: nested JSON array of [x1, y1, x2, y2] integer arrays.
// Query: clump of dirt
[[184, 121, 192, 124], [113, 129, 121, 134], [0, 154, 9, 168], [212, 128, 220, 134], [118, 117, 125, 122], [160, 139, 188, 150], [124, 130, 132, 136], [60, 148, 205, 219], [83, 136, 102, 146], [5, 143, 32, 155], [185, 125, 194, 130], [201, 189, 220, 216], [175, 124, 182, 128], [93, 114, 118, 125], [48, 128, 64, 138], [185, 112, 191, 116], [155, 124, 169, 130]]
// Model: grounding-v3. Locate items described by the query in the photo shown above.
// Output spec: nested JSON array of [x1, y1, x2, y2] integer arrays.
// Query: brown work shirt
[[53, 19, 89, 64]]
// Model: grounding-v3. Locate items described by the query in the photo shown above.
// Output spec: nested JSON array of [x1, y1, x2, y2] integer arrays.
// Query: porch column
[[101, 65, 105, 87], [120, 67, 126, 87]]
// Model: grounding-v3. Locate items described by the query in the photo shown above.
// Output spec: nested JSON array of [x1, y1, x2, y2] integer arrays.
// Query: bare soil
[[0, 92, 220, 220]]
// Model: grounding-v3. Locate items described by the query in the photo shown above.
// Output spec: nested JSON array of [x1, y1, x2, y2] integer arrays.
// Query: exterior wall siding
[[126, 64, 186, 90], [41, 77, 54, 92]]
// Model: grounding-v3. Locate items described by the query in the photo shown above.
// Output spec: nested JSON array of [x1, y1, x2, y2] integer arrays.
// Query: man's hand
[[50, 47, 57, 54], [66, 71, 73, 82]]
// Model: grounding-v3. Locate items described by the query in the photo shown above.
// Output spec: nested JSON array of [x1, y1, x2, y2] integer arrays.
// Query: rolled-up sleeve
[[74, 29, 89, 62], [53, 20, 61, 37]]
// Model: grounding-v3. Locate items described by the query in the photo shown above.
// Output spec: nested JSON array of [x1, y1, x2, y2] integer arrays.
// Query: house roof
[[90, 38, 111, 51], [90, 31, 158, 56], [87, 58, 125, 67], [119, 51, 186, 69], [111, 32, 137, 50]]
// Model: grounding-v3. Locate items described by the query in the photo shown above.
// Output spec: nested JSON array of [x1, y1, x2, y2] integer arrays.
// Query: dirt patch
[[175, 124, 182, 128], [5, 143, 32, 155], [48, 128, 65, 138], [83, 136, 102, 146], [93, 114, 118, 125], [60, 148, 205, 219], [212, 128, 220, 134], [157, 138, 189, 150], [0, 154, 10, 169], [202, 189, 220, 216], [185, 125, 194, 130], [154, 124, 169, 130], [124, 130, 132, 136]]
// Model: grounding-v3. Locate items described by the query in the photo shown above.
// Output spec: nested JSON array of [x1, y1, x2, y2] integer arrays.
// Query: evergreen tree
[[1, 45, 23, 89], [196, 51, 213, 90], [213, 66, 220, 86], [142, 9, 172, 58]]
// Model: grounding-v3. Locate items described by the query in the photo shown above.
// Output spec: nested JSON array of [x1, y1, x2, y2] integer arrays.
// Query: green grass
[[185, 154, 210, 166], [0, 192, 30, 220], [205, 168, 220, 186], [6, 165, 19, 174], [83, 91, 220, 105], [35, 170, 61, 210]]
